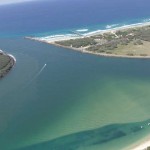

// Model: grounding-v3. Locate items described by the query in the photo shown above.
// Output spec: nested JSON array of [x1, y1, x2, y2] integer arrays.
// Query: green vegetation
[[0, 52, 15, 78], [87, 26, 150, 53], [56, 37, 96, 48], [147, 147, 150, 150], [55, 25, 150, 57]]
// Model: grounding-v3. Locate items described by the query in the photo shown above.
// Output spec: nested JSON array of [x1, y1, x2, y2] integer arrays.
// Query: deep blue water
[[0, 1, 150, 150], [0, 0, 150, 37]]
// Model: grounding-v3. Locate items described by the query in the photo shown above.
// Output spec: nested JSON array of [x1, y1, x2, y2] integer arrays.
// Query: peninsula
[[27, 23, 150, 58], [0, 50, 16, 78]]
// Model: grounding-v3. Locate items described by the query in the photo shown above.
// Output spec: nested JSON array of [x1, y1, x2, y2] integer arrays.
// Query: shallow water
[[0, 0, 150, 149], [18, 119, 150, 150], [0, 38, 150, 149]]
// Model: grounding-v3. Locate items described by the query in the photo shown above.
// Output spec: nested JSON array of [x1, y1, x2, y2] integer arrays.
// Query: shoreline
[[83, 22, 150, 37], [27, 37, 150, 60], [124, 135, 150, 150], [26, 21, 150, 59], [0, 50, 16, 78], [48, 42, 150, 59], [25, 22, 150, 149], [26, 21, 150, 43], [8, 53, 16, 63]]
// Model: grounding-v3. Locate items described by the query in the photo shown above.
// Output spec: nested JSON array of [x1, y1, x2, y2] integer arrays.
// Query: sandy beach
[[132, 140, 150, 150], [26, 21, 150, 59], [84, 22, 150, 37], [48, 42, 150, 59], [7, 53, 16, 63], [0, 49, 16, 63], [26, 22, 150, 43], [0, 49, 16, 78], [124, 136, 150, 150], [26, 22, 150, 150]]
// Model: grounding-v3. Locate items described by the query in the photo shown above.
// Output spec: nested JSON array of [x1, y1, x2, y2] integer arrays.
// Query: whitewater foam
[[105, 24, 119, 29], [76, 29, 89, 32], [31, 20, 150, 43], [8, 54, 16, 63]]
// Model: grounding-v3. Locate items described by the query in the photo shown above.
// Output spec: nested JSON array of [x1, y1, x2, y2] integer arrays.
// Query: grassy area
[[99, 41, 150, 56], [56, 37, 96, 48], [55, 25, 150, 57], [0, 53, 15, 78]]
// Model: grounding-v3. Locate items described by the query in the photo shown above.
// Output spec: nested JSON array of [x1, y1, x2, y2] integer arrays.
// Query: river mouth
[[0, 38, 150, 149]]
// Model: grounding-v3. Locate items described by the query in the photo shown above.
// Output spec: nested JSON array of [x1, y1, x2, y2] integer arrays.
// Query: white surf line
[[76, 29, 89, 32], [23, 64, 47, 88], [0, 49, 16, 63], [8, 54, 16, 63]]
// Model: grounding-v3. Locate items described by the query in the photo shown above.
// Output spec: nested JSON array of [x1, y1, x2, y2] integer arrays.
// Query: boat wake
[[34, 64, 47, 79], [23, 64, 47, 88]]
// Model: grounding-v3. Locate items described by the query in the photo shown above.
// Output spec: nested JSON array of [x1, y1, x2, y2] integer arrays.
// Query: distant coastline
[[0, 50, 16, 78], [26, 22, 150, 59]]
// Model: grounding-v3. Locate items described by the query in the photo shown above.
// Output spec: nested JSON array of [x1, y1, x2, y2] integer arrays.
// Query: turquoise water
[[33, 17, 150, 38], [18, 119, 150, 150], [0, 0, 150, 37], [0, 38, 150, 149], [0, 0, 150, 149]]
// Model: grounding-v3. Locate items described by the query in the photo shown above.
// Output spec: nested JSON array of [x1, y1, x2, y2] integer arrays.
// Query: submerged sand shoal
[[25, 22, 150, 149]]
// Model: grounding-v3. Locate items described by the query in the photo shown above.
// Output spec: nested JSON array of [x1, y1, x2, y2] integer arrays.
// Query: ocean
[[0, 0, 150, 150], [0, 0, 150, 37]]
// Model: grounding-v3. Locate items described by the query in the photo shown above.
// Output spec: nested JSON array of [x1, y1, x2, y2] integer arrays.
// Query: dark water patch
[[0, 38, 150, 150], [18, 119, 150, 150], [131, 126, 142, 133]]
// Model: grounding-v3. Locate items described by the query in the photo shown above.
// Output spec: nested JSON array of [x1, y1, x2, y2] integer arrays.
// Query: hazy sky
[[0, 0, 38, 5]]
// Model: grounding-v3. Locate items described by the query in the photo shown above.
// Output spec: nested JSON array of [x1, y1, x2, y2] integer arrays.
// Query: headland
[[0, 50, 16, 78], [27, 22, 150, 59]]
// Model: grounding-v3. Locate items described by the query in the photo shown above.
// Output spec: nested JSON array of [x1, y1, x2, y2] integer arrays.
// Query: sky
[[0, 0, 38, 5]]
